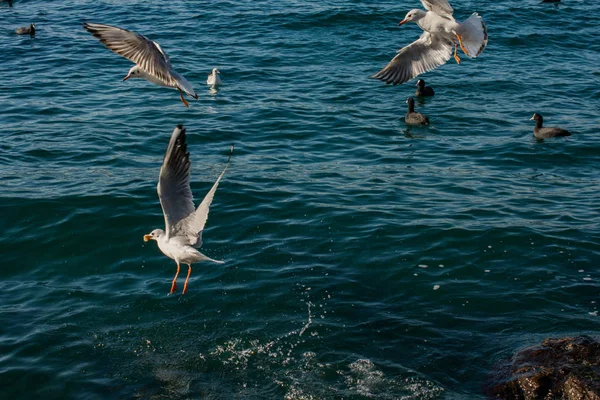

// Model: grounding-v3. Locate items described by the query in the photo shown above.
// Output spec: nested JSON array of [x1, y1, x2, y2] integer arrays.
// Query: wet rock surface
[[486, 336, 600, 399]]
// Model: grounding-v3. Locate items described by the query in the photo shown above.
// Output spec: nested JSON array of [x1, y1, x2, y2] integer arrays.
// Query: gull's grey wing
[[371, 32, 453, 85], [420, 0, 453, 17], [83, 22, 177, 87], [157, 125, 196, 241], [151, 41, 171, 66], [175, 146, 233, 248]]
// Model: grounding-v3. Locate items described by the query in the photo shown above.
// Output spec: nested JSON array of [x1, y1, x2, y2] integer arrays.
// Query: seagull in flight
[[84, 22, 198, 107], [372, 0, 487, 85], [144, 125, 233, 294]]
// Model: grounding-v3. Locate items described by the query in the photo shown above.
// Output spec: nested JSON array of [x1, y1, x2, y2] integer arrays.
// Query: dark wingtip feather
[[170, 127, 190, 177], [177, 126, 187, 147], [226, 144, 235, 163]]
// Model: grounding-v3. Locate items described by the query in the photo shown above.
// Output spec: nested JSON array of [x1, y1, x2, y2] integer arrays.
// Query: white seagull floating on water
[[144, 125, 233, 294], [84, 22, 198, 107], [206, 68, 222, 86], [372, 0, 487, 85]]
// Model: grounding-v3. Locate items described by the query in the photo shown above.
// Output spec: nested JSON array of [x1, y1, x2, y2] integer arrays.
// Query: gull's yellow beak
[[143, 234, 151, 242], [398, 19, 407, 26]]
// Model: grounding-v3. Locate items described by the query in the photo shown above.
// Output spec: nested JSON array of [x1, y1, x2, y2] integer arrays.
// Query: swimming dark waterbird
[[16, 23, 35, 36], [405, 97, 429, 125], [530, 113, 571, 138], [542, 0, 560, 3], [415, 79, 435, 96]]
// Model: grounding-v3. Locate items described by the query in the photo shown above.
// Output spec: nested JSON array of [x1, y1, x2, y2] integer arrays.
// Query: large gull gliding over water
[[144, 125, 233, 295], [84, 23, 198, 107], [372, 0, 487, 85]]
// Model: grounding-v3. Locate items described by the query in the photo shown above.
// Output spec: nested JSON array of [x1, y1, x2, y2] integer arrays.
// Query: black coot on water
[[415, 79, 434, 96], [405, 97, 429, 125], [530, 113, 571, 139]]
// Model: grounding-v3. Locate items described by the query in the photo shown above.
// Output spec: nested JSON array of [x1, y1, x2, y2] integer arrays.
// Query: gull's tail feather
[[457, 12, 487, 57], [176, 73, 198, 100], [197, 251, 225, 264]]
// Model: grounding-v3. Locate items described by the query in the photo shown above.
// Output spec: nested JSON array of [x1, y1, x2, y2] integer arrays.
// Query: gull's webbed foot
[[455, 33, 469, 56], [453, 43, 461, 64]]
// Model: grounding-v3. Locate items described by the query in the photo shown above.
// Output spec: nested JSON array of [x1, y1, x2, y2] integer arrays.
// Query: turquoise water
[[1, 0, 599, 398]]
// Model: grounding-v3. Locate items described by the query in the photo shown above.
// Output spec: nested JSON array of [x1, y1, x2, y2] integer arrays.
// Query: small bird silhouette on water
[[530, 113, 571, 139], [405, 97, 429, 125], [16, 23, 35, 36], [415, 79, 435, 96]]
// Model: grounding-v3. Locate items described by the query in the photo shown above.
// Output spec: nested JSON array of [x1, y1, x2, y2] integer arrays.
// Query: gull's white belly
[[136, 66, 197, 98], [134, 66, 176, 89], [140, 69, 174, 88], [157, 239, 203, 264], [207, 74, 221, 86], [419, 12, 459, 39]]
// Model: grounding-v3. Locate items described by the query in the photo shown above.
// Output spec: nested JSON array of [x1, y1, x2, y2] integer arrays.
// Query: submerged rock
[[485, 336, 600, 399]]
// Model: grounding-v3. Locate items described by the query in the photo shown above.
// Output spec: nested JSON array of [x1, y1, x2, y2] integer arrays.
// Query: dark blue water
[[1, 0, 599, 398]]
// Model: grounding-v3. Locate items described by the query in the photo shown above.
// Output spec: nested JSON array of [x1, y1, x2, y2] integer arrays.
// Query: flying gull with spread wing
[[144, 125, 233, 294], [84, 22, 198, 107], [372, 0, 487, 85]]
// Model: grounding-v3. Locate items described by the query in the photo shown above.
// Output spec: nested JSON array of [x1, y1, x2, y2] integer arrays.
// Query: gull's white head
[[399, 9, 426, 25], [211, 68, 220, 75], [143, 228, 164, 242], [123, 65, 142, 81]]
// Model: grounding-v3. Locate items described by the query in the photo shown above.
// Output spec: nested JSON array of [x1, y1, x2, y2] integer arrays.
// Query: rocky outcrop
[[485, 336, 600, 399]]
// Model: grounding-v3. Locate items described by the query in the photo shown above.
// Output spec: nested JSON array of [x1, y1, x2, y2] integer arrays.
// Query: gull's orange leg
[[455, 33, 469, 56], [453, 43, 461, 65], [170, 261, 180, 294], [182, 264, 192, 294], [179, 89, 190, 108]]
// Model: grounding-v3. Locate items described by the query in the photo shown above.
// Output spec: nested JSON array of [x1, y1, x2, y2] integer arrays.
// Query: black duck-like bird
[[405, 97, 429, 125], [16, 23, 35, 36], [415, 79, 435, 96], [530, 113, 571, 138]]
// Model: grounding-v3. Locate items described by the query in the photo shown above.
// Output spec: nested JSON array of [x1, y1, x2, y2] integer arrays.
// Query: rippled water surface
[[1, 0, 599, 398]]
